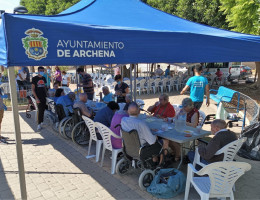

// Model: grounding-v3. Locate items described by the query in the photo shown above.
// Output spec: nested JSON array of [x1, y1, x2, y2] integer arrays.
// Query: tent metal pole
[[130, 64, 132, 97], [76, 66, 79, 95], [134, 64, 137, 102], [8, 67, 27, 200]]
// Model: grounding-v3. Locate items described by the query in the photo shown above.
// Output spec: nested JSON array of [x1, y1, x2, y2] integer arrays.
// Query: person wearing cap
[[180, 64, 210, 110], [56, 92, 76, 117], [147, 94, 175, 119], [32, 66, 47, 130], [181, 98, 199, 128]]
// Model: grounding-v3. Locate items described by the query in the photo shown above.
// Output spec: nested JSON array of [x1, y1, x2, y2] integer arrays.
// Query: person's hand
[[115, 91, 120, 96], [180, 90, 184, 95], [36, 98, 40, 104], [67, 83, 69, 87], [206, 99, 210, 107]]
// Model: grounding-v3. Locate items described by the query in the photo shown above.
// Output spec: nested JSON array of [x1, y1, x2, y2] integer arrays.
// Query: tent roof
[[1, 0, 260, 67]]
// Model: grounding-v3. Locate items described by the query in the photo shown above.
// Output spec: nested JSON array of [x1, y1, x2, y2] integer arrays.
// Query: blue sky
[[0, 0, 21, 13]]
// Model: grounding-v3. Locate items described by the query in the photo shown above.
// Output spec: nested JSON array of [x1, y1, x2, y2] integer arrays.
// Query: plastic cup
[[162, 123, 168, 131], [167, 117, 173, 123]]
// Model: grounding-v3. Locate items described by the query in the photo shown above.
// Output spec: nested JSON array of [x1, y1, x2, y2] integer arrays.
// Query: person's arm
[[180, 85, 189, 95], [147, 102, 158, 113], [67, 76, 70, 86], [186, 112, 199, 128], [18, 73, 24, 81], [31, 83, 40, 103], [198, 136, 220, 161], [140, 121, 156, 145], [81, 105, 92, 118], [205, 84, 210, 107]]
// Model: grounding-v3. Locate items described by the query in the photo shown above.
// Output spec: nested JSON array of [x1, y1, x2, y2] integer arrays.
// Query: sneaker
[[0, 139, 8, 144], [41, 122, 47, 127], [37, 124, 42, 131], [0, 136, 9, 140]]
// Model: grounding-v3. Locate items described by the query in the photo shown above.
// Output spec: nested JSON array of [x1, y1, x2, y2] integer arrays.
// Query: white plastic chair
[[60, 86, 72, 95], [30, 96, 39, 122], [136, 79, 146, 95], [95, 122, 123, 174], [166, 77, 176, 92], [197, 110, 207, 129], [82, 116, 103, 162], [185, 161, 251, 200], [159, 78, 168, 93], [193, 137, 247, 168], [151, 78, 161, 94]]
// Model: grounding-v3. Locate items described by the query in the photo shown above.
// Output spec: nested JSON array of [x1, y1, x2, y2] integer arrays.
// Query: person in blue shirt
[[56, 92, 75, 116], [180, 64, 210, 110], [165, 65, 170, 77], [100, 86, 114, 103], [94, 101, 119, 139], [43, 68, 52, 89]]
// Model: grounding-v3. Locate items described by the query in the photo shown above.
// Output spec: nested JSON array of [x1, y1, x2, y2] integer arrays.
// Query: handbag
[[147, 168, 186, 199]]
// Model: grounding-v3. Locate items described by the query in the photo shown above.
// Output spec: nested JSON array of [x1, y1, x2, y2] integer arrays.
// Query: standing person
[[155, 65, 164, 76], [32, 66, 47, 131], [43, 68, 51, 89], [165, 65, 170, 77], [76, 68, 94, 100], [180, 64, 210, 110], [114, 74, 129, 103], [16, 67, 27, 90], [0, 89, 7, 144], [53, 66, 62, 86], [61, 71, 70, 87]]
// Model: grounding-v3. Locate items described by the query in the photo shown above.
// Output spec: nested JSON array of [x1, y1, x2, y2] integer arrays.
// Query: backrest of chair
[[198, 110, 207, 128], [197, 161, 251, 196], [30, 96, 38, 111], [82, 116, 97, 140], [120, 128, 141, 160], [216, 137, 247, 161], [55, 104, 66, 121], [94, 122, 114, 151], [72, 107, 82, 124]]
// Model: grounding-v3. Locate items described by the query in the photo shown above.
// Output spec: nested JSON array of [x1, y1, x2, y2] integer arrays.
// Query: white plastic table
[[139, 115, 210, 169]]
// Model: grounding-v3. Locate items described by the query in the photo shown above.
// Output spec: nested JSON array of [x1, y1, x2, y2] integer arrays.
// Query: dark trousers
[[37, 101, 46, 124], [86, 93, 94, 101], [193, 102, 203, 110], [17, 80, 25, 90]]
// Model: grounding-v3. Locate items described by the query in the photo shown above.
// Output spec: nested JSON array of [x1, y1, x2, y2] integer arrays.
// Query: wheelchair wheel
[[71, 121, 89, 146], [138, 169, 155, 190], [116, 158, 130, 175], [63, 118, 74, 139], [26, 113, 31, 118], [58, 117, 71, 138]]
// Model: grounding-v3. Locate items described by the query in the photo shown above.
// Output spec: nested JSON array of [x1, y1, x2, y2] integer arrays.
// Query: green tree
[[20, 0, 47, 15], [145, 0, 179, 14], [176, 0, 196, 21]]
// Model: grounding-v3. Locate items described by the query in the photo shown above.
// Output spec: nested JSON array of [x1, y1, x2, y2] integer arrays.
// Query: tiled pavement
[[0, 91, 260, 200]]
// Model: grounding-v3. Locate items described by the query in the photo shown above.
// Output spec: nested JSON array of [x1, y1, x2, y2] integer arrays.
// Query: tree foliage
[[220, 0, 260, 35], [20, 0, 80, 15]]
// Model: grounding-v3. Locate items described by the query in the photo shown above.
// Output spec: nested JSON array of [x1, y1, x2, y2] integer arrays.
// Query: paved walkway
[[0, 92, 259, 200]]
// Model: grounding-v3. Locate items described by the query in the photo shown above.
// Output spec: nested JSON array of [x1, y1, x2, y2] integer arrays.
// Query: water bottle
[[175, 108, 187, 131], [115, 95, 118, 103]]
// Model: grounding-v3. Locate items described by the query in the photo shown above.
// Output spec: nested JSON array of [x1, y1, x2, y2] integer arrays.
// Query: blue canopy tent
[[1, 0, 260, 199]]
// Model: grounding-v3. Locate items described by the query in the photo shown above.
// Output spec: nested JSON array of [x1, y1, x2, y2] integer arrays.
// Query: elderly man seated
[[100, 86, 114, 103], [123, 94, 132, 111], [147, 94, 175, 119], [73, 93, 92, 118], [188, 119, 237, 165], [56, 92, 75, 117], [121, 102, 163, 167]]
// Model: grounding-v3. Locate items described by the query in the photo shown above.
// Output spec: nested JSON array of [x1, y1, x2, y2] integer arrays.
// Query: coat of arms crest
[[22, 28, 48, 60]]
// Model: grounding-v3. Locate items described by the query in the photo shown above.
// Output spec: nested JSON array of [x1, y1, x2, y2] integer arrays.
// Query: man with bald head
[[189, 119, 237, 164], [121, 102, 162, 166], [101, 86, 113, 103], [73, 93, 92, 118]]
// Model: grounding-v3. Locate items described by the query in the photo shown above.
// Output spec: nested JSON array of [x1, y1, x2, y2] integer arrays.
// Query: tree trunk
[[30, 66, 35, 72], [249, 62, 260, 89]]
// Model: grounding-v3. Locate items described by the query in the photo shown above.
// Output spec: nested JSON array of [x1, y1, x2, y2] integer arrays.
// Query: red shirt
[[152, 102, 175, 118]]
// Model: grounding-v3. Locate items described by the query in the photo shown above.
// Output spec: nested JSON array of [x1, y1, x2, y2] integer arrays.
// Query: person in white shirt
[[62, 71, 70, 87], [155, 65, 164, 76], [16, 67, 27, 90], [121, 102, 163, 167]]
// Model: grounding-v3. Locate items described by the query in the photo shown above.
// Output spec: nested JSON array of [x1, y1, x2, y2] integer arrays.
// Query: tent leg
[[134, 64, 137, 101], [8, 67, 27, 200], [130, 64, 133, 97]]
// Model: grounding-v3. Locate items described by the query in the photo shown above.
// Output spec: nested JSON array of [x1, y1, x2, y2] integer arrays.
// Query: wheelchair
[[116, 128, 161, 190]]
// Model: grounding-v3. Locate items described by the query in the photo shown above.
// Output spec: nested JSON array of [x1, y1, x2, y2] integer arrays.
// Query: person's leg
[[187, 151, 195, 163], [193, 102, 203, 110], [37, 101, 46, 125], [169, 141, 181, 161], [0, 109, 3, 139]]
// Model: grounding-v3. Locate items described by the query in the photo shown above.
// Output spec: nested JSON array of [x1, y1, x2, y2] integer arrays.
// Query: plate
[[183, 130, 193, 134], [185, 133, 192, 137]]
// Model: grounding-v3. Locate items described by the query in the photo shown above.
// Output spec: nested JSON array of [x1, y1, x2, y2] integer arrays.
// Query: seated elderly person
[[121, 102, 163, 166], [73, 93, 92, 118], [110, 110, 129, 149], [100, 86, 114, 103], [181, 98, 199, 128], [94, 101, 119, 139], [123, 94, 132, 111], [52, 88, 65, 102], [147, 94, 175, 119], [56, 92, 75, 117], [188, 119, 237, 165], [47, 82, 59, 97]]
